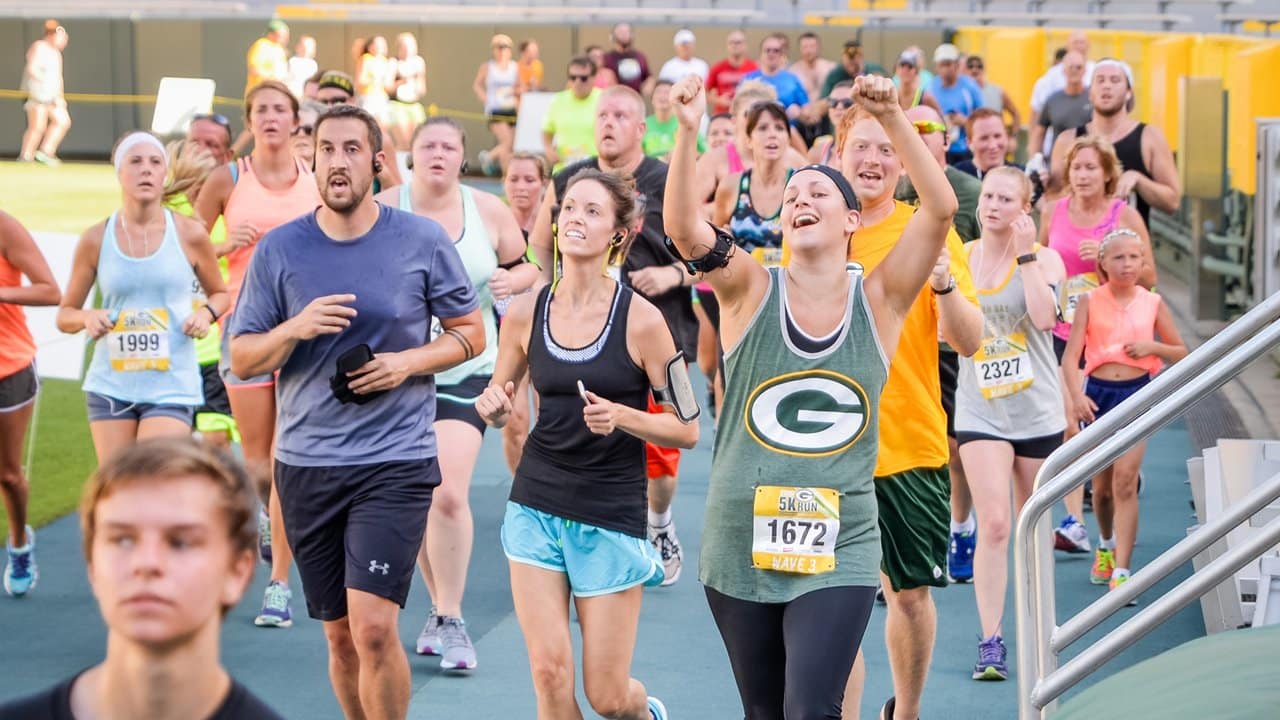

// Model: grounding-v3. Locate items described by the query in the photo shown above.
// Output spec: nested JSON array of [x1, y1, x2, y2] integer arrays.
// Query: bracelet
[[932, 274, 956, 295], [1016, 253, 1039, 265], [202, 304, 220, 322]]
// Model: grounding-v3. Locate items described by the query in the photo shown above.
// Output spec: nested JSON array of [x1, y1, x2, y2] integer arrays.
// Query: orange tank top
[[1083, 283, 1164, 377], [0, 250, 37, 378], [223, 156, 321, 311]]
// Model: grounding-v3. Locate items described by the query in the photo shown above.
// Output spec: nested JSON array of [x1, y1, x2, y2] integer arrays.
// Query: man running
[[229, 104, 484, 719], [530, 85, 699, 585]]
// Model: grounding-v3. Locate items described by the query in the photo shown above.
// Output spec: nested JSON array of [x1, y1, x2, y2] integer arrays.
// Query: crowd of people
[[1, 16, 1192, 720]]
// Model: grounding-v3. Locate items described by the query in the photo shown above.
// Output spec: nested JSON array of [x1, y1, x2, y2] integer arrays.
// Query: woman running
[[1062, 228, 1186, 598], [195, 79, 322, 629], [666, 74, 954, 719], [954, 168, 1067, 680], [474, 34, 519, 176], [705, 113, 735, 153], [388, 32, 428, 150], [713, 101, 793, 264], [1039, 135, 1155, 557], [375, 116, 538, 670], [476, 168, 698, 720], [57, 131, 228, 463], [0, 211, 60, 597]]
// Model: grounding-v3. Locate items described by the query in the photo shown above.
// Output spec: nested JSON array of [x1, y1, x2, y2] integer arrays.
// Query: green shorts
[[875, 466, 950, 592]]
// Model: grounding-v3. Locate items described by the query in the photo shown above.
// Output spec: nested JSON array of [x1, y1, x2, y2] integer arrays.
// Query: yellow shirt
[[849, 201, 977, 477], [245, 38, 288, 95]]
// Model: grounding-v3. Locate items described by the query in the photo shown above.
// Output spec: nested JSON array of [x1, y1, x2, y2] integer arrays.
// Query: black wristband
[[933, 283, 955, 296], [1016, 253, 1039, 265], [202, 304, 220, 322]]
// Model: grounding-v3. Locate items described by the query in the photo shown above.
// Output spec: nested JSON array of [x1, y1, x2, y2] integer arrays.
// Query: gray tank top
[[954, 245, 1066, 441]]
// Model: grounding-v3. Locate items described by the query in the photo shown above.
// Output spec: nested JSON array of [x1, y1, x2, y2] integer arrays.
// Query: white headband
[[113, 132, 168, 173], [1093, 59, 1134, 90]]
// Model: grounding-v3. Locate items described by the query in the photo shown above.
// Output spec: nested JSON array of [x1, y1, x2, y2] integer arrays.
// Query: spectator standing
[[893, 49, 941, 113], [286, 35, 318, 99], [964, 55, 1020, 132], [541, 56, 602, 172], [927, 43, 984, 165], [743, 34, 809, 123], [245, 20, 289, 97], [1030, 51, 1091, 165], [388, 32, 428, 151], [706, 31, 757, 115], [658, 29, 709, 84], [516, 39, 545, 98], [585, 46, 617, 89], [818, 40, 887, 100], [644, 79, 704, 161], [602, 23, 652, 94]]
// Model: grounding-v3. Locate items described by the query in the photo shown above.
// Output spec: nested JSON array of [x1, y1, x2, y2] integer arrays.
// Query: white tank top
[[485, 61, 518, 114]]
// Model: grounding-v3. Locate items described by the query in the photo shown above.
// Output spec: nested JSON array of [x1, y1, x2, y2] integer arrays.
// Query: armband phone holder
[[664, 224, 737, 275], [653, 352, 701, 424]]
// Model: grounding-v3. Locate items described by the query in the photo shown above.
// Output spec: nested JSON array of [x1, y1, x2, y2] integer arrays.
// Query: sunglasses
[[829, 98, 855, 109], [318, 96, 350, 106], [912, 120, 947, 135], [292, 124, 314, 137], [569, 73, 592, 82], [967, 63, 984, 71], [763, 47, 784, 54], [193, 112, 230, 129]]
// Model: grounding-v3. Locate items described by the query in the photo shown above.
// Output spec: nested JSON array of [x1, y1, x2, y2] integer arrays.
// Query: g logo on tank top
[[744, 370, 871, 457]]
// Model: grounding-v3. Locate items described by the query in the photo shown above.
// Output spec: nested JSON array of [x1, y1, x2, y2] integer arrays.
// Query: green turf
[[2, 160, 117, 539]]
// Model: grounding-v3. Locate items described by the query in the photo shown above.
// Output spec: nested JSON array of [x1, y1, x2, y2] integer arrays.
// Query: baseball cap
[[266, 19, 289, 35], [934, 43, 960, 63], [674, 29, 695, 46], [317, 71, 355, 96], [897, 50, 920, 68]]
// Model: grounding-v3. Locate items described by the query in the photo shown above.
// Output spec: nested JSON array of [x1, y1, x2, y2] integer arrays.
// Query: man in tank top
[[1048, 59, 1180, 228], [229, 105, 484, 718]]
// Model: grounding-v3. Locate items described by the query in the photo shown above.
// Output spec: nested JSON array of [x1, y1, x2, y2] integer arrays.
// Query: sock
[[1061, 513, 1078, 527], [648, 508, 672, 528], [1112, 567, 1130, 579], [1100, 535, 1115, 551], [951, 514, 976, 535]]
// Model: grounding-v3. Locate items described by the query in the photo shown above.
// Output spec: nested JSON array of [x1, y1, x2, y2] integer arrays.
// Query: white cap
[[674, 29, 695, 46], [934, 43, 960, 63]]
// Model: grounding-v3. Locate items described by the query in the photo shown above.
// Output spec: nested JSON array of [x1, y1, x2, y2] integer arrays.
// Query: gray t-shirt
[[1040, 89, 1092, 148], [230, 205, 478, 467]]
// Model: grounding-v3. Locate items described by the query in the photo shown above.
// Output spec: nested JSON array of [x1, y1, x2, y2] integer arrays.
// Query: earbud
[[611, 232, 625, 245], [460, 160, 470, 176], [406, 156, 414, 170], [373, 160, 383, 174]]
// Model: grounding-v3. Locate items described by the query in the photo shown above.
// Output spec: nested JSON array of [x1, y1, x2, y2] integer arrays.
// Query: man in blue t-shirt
[[926, 43, 984, 165], [229, 105, 482, 719], [742, 33, 810, 123]]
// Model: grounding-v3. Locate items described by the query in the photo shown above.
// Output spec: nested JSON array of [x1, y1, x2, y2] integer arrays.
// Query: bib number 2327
[[752, 485, 840, 575]]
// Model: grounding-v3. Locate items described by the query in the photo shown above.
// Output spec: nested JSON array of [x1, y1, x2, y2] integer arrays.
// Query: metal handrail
[[1014, 289, 1280, 720]]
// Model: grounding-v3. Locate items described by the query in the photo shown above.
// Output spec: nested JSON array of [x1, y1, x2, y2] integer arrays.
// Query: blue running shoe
[[973, 635, 1008, 681], [647, 696, 668, 720], [948, 529, 976, 583], [254, 580, 292, 628], [4, 526, 37, 597]]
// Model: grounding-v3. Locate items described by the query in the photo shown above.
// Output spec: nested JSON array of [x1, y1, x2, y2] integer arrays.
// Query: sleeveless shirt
[[399, 184, 499, 384], [485, 61, 518, 114], [0, 245, 36, 379], [1083, 283, 1164, 377], [954, 244, 1065, 440], [510, 283, 651, 538], [728, 169, 792, 255], [701, 268, 887, 603], [1048, 196, 1125, 340], [83, 210, 202, 406], [1076, 122, 1152, 226]]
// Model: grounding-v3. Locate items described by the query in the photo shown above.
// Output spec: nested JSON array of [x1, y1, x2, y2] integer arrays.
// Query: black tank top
[[1077, 121, 1151, 226], [510, 282, 651, 537]]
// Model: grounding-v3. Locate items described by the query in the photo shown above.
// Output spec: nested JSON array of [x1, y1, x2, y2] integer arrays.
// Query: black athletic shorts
[[955, 430, 1064, 459], [0, 363, 38, 413], [436, 374, 490, 434], [938, 346, 959, 439], [196, 363, 232, 418], [275, 457, 440, 621]]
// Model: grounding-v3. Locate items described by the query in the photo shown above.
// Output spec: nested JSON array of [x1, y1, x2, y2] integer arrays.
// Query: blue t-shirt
[[230, 205, 478, 467], [742, 68, 809, 114], [927, 75, 984, 154]]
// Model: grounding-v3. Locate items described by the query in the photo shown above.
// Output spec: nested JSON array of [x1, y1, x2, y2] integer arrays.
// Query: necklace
[[120, 215, 151, 257], [974, 235, 1012, 290]]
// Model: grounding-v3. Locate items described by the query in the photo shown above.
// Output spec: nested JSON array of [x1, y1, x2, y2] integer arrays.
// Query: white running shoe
[[648, 523, 683, 587]]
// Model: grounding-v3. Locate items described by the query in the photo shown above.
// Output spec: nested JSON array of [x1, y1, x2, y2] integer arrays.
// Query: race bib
[[617, 58, 642, 82], [751, 247, 784, 268], [751, 485, 840, 575], [974, 331, 1033, 399], [429, 316, 444, 341], [1058, 273, 1098, 325], [108, 308, 171, 372]]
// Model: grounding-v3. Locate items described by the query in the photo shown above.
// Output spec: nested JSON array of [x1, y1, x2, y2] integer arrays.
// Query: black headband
[[791, 164, 860, 211]]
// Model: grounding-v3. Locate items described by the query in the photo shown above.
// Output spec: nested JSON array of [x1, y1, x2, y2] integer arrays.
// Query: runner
[[643, 79, 705, 161], [57, 131, 228, 463], [195, 79, 323, 629], [292, 101, 323, 167], [713, 101, 792, 262], [0, 438, 283, 719], [1039, 135, 1155, 556], [705, 113, 735, 153], [808, 80, 854, 165], [666, 73, 954, 719], [356, 36, 395, 128], [1061, 228, 1186, 599], [541, 56, 603, 173], [474, 34, 519, 176], [313, 71, 404, 190], [374, 116, 538, 671], [529, 85, 701, 586], [476, 167, 697, 720], [954, 168, 1067, 680], [500, 152, 551, 475], [705, 31, 758, 116], [229, 104, 484, 718], [0, 211, 60, 598], [18, 20, 70, 166], [388, 32, 428, 150], [516, 39, 545, 98]]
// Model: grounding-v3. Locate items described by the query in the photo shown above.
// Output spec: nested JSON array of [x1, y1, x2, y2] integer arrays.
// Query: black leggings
[[705, 585, 877, 720]]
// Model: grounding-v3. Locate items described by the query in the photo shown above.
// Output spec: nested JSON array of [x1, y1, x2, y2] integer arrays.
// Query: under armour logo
[[369, 561, 390, 575]]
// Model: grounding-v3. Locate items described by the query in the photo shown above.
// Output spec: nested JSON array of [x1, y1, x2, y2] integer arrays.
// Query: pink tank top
[[726, 142, 746, 175], [1048, 196, 1125, 340], [1083, 283, 1164, 377], [223, 156, 321, 311]]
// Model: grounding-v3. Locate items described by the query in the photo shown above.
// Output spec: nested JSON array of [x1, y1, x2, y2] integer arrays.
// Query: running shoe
[[649, 524, 683, 587], [972, 635, 1008, 681], [875, 586, 886, 604], [4, 526, 37, 597], [647, 696, 669, 720], [1054, 516, 1092, 554], [948, 529, 976, 583], [878, 697, 897, 720], [478, 150, 501, 177], [438, 616, 477, 670], [1090, 548, 1115, 585], [254, 580, 293, 628], [257, 505, 272, 565], [1110, 573, 1138, 606], [34, 150, 61, 167], [416, 607, 442, 656]]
